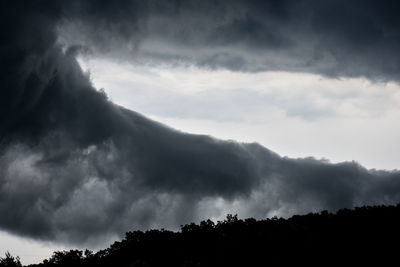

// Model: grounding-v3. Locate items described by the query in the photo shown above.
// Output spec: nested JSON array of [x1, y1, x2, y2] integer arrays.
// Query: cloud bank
[[60, 0, 400, 81], [1, 0, 400, 245]]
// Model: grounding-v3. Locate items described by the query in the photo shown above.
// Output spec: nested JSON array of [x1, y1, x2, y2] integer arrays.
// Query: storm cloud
[[59, 0, 400, 81], [1, 0, 400, 246]]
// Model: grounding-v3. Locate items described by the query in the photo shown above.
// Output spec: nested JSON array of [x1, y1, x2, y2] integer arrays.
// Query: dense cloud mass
[[59, 0, 400, 81], [1, 0, 400, 246]]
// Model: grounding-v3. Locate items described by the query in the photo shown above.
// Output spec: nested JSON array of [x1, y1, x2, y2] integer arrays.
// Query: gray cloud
[[59, 0, 400, 81], [1, 0, 400, 247]]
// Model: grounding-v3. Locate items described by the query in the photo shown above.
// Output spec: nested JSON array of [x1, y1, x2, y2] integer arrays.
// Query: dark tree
[[17, 203, 400, 267], [0, 252, 22, 267]]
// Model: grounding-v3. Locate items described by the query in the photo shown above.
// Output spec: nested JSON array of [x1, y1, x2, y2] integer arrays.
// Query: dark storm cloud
[[59, 0, 400, 81], [1, 0, 400, 246]]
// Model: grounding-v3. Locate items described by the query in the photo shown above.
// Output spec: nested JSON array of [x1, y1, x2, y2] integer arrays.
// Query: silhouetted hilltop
[[3, 204, 400, 267]]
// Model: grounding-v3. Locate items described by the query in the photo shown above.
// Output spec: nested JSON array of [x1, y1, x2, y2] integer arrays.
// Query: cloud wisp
[[1, 0, 400, 246]]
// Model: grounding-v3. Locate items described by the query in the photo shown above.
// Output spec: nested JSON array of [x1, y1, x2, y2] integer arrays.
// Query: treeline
[[3, 204, 400, 266]]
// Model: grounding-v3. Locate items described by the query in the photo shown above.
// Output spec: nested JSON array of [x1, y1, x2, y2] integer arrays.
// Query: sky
[[78, 58, 400, 170], [2, 0, 400, 264]]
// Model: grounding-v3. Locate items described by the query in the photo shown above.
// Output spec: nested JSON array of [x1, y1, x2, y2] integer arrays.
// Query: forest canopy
[[3, 204, 400, 267]]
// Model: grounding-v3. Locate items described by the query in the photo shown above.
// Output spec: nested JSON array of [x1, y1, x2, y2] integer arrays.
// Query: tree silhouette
[[0, 252, 22, 267], [13, 204, 400, 266]]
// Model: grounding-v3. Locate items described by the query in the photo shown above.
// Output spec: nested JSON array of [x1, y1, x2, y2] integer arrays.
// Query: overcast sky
[[79, 57, 400, 170], [2, 0, 400, 264]]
